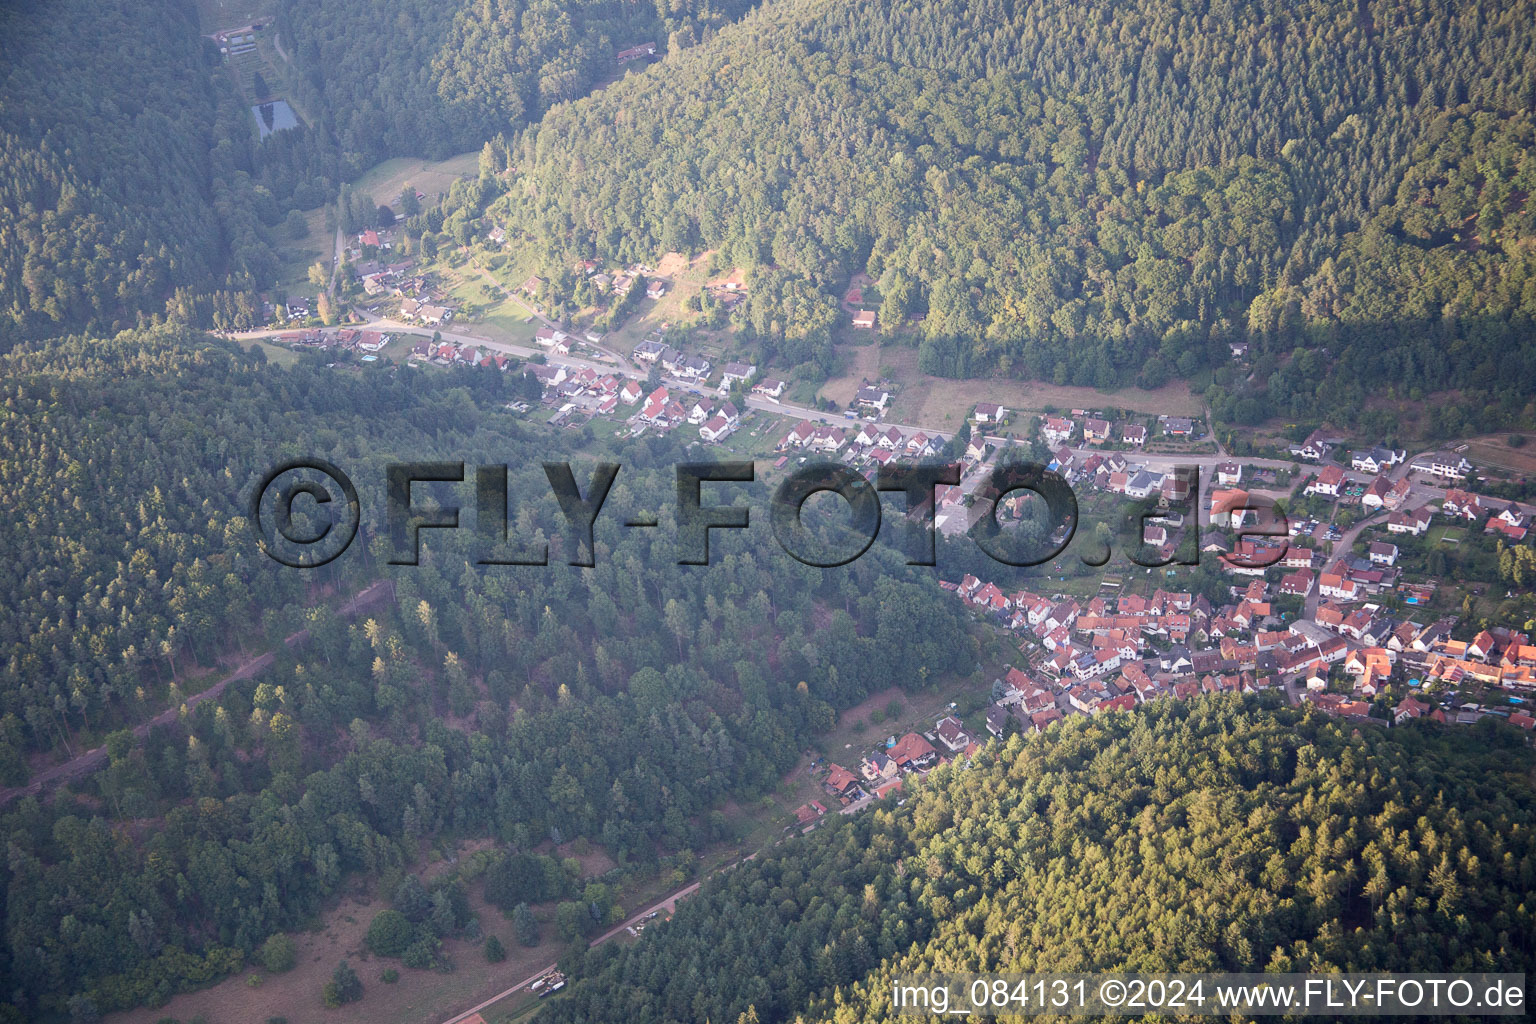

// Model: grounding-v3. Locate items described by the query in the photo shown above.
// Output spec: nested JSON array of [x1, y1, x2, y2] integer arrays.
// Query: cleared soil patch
[[104, 870, 567, 1024], [819, 342, 884, 406], [817, 344, 1201, 430], [1463, 434, 1536, 476], [352, 153, 480, 209], [654, 251, 692, 277]]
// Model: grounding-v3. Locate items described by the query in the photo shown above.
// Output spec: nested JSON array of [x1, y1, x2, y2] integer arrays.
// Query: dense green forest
[[547, 697, 1536, 1024], [462, 0, 1536, 430], [0, 328, 978, 1019], [0, 0, 287, 338], [278, 0, 757, 168], [0, 0, 763, 340]]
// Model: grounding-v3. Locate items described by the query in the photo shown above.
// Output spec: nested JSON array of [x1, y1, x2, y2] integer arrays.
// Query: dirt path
[[0, 579, 395, 806]]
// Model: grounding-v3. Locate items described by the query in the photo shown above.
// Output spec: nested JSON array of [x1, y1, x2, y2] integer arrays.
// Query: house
[[699, 415, 734, 443], [753, 377, 787, 400], [619, 380, 643, 405], [974, 402, 1008, 425], [823, 764, 862, 800], [1210, 489, 1252, 528], [1162, 416, 1195, 436], [1041, 416, 1075, 445], [1345, 647, 1392, 680], [632, 339, 667, 363], [934, 716, 971, 752], [1442, 489, 1485, 520], [1394, 695, 1431, 725], [678, 354, 712, 380], [1382, 509, 1425, 540], [811, 425, 848, 453], [859, 752, 898, 782], [851, 309, 877, 329], [1486, 503, 1531, 541], [720, 362, 756, 387], [646, 280, 667, 300], [1306, 464, 1346, 497], [1215, 461, 1243, 486], [520, 275, 545, 296], [1351, 446, 1405, 474], [1120, 423, 1146, 446], [1318, 572, 1361, 602], [1361, 475, 1393, 510], [534, 326, 570, 349], [985, 705, 1011, 737], [640, 387, 671, 423], [1125, 470, 1162, 500], [855, 386, 891, 411], [889, 733, 938, 771], [906, 432, 936, 456], [1368, 541, 1398, 566], [1280, 568, 1316, 596], [1288, 429, 1335, 461], [285, 295, 310, 319], [616, 41, 657, 63], [1083, 418, 1111, 443], [1030, 708, 1064, 732], [687, 399, 713, 425], [784, 419, 818, 447], [1410, 453, 1473, 480]]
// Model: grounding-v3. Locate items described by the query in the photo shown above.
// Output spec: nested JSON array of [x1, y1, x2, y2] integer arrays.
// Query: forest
[[453, 0, 1536, 429], [546, 697, 1536, 1024], [0, 0, 287, 339], [277, 0, 758, 169], [0, 0, 762, 341], [6, 2, 1536, 1021], [0, 327, 977, 1020]]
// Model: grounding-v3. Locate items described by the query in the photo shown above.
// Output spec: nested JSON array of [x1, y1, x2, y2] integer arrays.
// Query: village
[[779, 417, 1536, 834], [243, 147, 1536, 845]]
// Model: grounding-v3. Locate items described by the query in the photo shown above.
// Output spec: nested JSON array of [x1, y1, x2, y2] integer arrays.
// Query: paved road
[[440, 859, 752, 1024], [0, 580, 395, 807], [227, 318, 952, 445]]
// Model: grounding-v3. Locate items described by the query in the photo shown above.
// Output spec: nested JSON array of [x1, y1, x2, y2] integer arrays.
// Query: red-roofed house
[[889, 733, 938, 771]]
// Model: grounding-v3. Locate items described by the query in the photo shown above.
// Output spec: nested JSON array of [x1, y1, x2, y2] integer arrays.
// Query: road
[[440, 858, 756, 1024], [0, 580, 395, 807], [328, 222, 343, 298], [226, 316, 953, 445]]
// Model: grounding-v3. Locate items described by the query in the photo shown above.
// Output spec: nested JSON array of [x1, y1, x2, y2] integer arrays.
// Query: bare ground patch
[[103, 853, 567, 1024], [1463, 434, 1536, 476], [817, 345, 1201, 429]]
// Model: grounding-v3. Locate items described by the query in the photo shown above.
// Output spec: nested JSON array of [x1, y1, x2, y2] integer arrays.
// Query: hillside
[[546, 697, 1536, 1024], [276, 0, 759, 176], [0, 327, 983, 1020], [483, 0, 1536, 435], [0, 0, 282, 338]]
